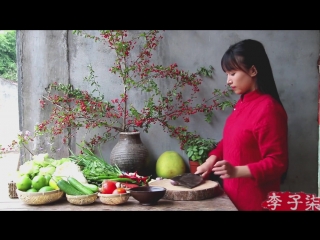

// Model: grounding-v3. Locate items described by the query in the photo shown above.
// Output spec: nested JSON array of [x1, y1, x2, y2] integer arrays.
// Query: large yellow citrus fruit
[[156, 151, 186, 178]]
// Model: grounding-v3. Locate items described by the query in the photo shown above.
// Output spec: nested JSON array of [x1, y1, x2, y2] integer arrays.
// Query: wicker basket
[[98, 192, 130, 205], [66, 193, 98, 205], [8, 181, 18, 199], [16, 189, 64, 205]]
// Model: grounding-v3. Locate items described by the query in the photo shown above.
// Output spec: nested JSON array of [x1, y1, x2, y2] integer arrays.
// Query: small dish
[[129, 186, 166, 206]]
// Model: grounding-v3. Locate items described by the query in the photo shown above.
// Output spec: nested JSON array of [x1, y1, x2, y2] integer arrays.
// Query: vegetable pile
[[69, 148, 122, 183], [16, 147, 151, 196], [69, 147, 151, 186], [17, 153, 71, 179]]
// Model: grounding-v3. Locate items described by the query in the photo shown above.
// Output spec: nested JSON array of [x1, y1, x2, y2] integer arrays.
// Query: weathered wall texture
[[17, 30, 320, 195], [0, 78, 18, 149]]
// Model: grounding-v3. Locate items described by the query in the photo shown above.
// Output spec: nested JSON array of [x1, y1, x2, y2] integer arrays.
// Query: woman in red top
[[195, 39, 288, 211]]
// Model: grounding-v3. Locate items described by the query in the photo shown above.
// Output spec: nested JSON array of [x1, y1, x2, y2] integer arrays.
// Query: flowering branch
[[4, 30, 235, 155], [0, 130, 34, 158]]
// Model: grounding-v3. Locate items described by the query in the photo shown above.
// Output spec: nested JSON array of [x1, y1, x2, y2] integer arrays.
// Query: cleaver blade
[[171, 173, 204, 189]]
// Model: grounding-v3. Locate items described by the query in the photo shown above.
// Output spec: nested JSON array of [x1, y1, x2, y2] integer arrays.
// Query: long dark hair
[[221, 39, 283, 106]]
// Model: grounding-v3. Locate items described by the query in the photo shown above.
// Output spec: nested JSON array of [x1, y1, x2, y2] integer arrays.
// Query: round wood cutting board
[[149, 179, 220, 201]]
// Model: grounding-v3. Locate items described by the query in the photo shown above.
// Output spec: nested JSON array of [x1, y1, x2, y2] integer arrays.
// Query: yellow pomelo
[[156, 151, 186, 178]]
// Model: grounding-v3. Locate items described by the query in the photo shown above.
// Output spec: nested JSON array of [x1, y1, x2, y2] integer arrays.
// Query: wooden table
[[0, 187, 237, 211]]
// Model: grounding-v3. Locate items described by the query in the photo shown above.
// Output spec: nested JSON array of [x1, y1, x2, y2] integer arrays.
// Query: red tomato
[[102, 180, 117, 185], [112, 188, 127, 194], [101, 181, 117, 194]]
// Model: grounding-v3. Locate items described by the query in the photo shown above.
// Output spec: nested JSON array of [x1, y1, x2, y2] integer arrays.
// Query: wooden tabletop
[[1, 188, 237, 211]]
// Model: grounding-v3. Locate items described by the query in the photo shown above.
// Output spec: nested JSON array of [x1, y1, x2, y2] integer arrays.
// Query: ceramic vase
[[110, 132, 149, 175]]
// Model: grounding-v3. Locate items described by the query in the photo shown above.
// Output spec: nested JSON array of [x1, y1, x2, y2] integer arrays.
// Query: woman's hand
[[212, 160, 252, 179], [194, 155, 217, 179], [212, 160, 236, 179]]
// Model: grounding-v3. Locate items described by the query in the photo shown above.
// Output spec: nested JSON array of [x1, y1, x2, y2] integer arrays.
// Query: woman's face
[[225, 66, 257, 95]]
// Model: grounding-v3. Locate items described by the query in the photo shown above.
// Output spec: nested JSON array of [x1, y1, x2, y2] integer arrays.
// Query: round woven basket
[[98, 192, 130, 205], [66, 193, 98, 205], [16, 189, 64, 205]]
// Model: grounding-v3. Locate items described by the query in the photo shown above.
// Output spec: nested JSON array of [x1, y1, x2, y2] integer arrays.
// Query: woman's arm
[[247, 103, 288, 185]]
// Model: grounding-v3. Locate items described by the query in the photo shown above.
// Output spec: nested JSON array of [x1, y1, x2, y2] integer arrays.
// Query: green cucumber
[[67, 177, 94, 195], [57, 179, 84, 195], [82, 183, 99, 193]]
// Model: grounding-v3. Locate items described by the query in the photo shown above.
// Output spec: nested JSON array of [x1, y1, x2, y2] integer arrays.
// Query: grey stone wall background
[[16, 30, 320, 195]]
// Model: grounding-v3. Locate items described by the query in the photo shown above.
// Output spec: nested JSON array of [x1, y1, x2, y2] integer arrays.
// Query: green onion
[[69, 145, 122, 184]]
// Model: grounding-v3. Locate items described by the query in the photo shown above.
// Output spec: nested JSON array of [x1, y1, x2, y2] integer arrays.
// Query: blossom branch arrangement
[[1, 30, 235, 157], [0, 130, 34, 158]]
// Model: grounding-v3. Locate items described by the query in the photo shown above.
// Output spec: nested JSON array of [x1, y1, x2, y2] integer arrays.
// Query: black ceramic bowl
[[129, 186, 166, 205]]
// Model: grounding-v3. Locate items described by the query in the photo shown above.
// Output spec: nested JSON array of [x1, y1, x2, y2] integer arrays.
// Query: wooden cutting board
[[149, 179, 221, 201]]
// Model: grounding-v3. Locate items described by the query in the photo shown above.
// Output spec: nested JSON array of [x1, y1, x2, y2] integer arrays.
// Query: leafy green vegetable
[[53, 161, 88, 184], [69, 146, 122, 184], [38, 166, 56, 176], [18, 161, 40, 178], [17, 153, 71, 179], [50, 157, 71, 167], [32, 153, 52, 167]]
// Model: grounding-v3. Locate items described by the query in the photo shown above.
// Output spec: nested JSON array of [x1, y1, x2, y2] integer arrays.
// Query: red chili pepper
[[118, 172, 150, 185]]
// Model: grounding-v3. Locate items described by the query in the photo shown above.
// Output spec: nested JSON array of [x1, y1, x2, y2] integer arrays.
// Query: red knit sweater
[[209, 90, 288, 211]]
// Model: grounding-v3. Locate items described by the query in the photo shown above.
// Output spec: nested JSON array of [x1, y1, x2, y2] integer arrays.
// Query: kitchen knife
[[171, 173, 204, 189]]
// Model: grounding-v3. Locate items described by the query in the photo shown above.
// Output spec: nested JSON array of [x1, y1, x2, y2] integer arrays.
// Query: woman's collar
[[240, 89, 263, 102]]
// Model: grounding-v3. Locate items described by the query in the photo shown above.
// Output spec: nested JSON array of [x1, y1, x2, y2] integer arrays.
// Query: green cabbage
[[38, 166, 56, 176], [32, 153, 53, 167], [18, 161, 40, 178], [50, 158, 71, 167], [17, 154, 72, 179]]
